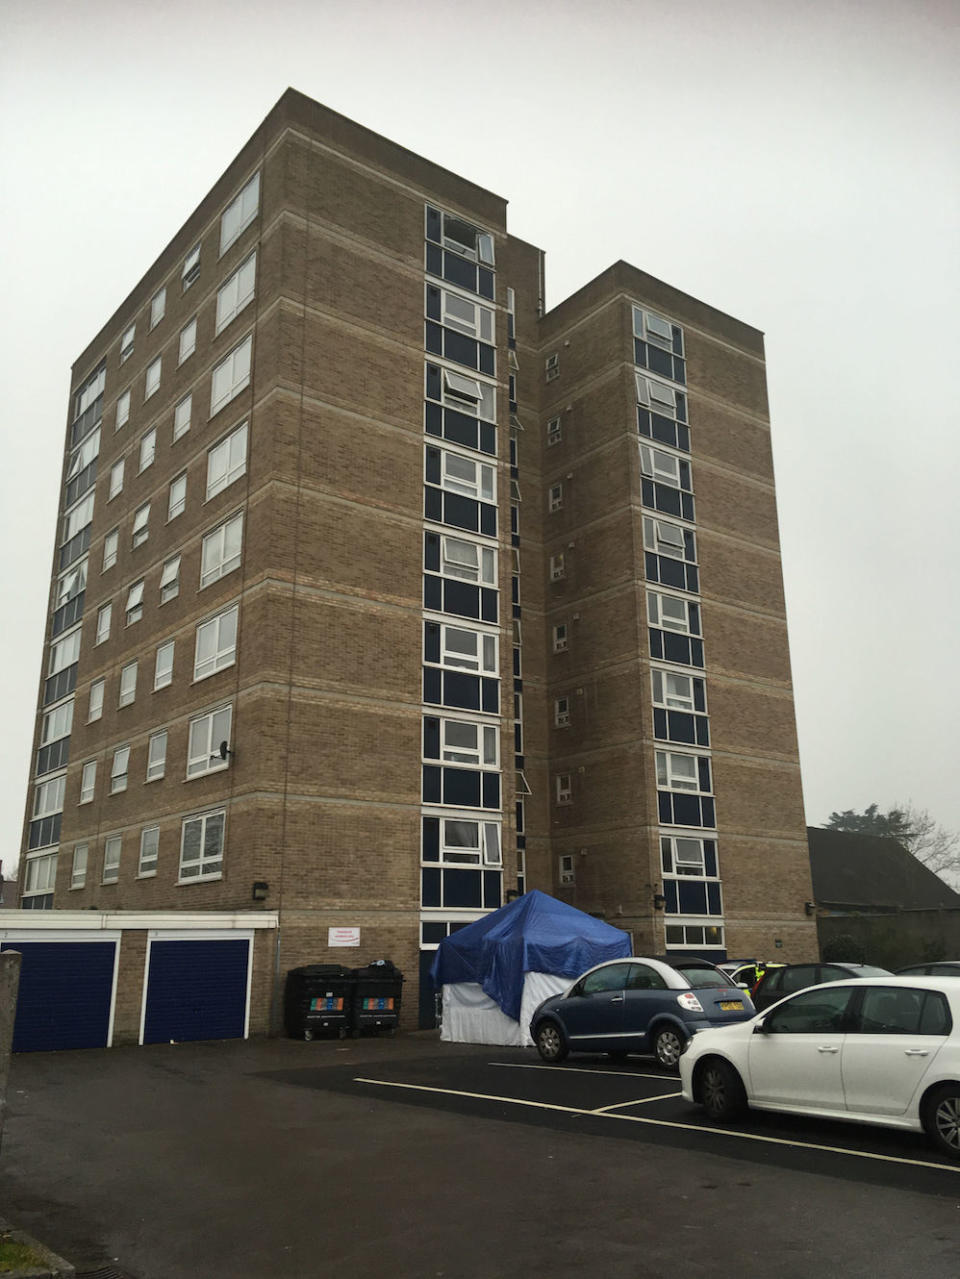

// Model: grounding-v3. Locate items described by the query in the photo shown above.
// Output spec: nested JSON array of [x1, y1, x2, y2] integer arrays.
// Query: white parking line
[[353, 1076, 960, 1174], [592, 1093, 682, 1113], [489, 1061, 672, 1081]]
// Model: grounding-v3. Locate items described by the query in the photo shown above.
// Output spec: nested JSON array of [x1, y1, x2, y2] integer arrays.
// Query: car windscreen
[[672, 964, 736, 989]]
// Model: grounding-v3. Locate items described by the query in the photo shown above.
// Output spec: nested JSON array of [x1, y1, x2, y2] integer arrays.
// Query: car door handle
[[904, 1049, 929, 1057], [817, 1046, 840, 1054], [609, 996, 624, 1003]]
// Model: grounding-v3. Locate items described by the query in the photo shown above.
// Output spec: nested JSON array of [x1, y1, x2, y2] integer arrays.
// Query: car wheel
[[699, 1058, 747, 1122], [653, 1025, 686, 1071], [921, 1084, 960, 1159], [535, 1021, 568, 1064]]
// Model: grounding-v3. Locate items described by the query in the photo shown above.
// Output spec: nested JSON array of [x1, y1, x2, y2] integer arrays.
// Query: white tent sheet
[[441, 970, 571, 1046]]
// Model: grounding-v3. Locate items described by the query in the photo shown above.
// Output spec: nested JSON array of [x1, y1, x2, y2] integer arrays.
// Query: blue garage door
[[143, 938, 249, 1045], [1, 941, 116, 1053]]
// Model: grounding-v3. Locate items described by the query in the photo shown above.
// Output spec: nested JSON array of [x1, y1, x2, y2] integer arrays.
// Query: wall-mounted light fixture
[[804, 901, 816, 917], [252, 881, 269, 902], [653, 892, 667, 911]]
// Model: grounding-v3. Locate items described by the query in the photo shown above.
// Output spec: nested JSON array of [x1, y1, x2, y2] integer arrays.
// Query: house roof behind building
[[807, 827, 960, 910]]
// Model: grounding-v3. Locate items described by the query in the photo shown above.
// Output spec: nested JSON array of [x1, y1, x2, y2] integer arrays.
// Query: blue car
[[530, 956, 756, 1069]]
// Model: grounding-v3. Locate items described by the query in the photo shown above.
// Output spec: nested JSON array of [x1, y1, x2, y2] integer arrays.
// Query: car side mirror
[[736, 982, 750, 990], [753, 1020, 768, 1034]]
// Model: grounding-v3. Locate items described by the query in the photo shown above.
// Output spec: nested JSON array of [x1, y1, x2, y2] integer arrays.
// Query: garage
[[141, 933, 252, 1045], [0, 937, 118, 1053]]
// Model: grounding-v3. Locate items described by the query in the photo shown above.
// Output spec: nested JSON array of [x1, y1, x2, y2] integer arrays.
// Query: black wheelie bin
[[350, 960, 404, 1037], [284, 964, 354, 1040]]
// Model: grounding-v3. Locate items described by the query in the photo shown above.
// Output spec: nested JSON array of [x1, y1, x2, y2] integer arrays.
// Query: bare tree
[[824, 802, 960, 889]]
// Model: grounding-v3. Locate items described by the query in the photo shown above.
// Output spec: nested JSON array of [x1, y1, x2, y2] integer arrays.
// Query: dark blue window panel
[[444, 869, 482, 909], [512, 648, 521, 676], [704, 842, 718, 877], [690, 638, 704, 666], [477, 267, 495, 301], [482, 773, 500, 809], [686, 565, 699, 593], [635, 339, 685, 385], [701, 797, 716, 828], [689, 604, 701, 635], [442, 671, 482, 711], [423, 717, 441, 759], [664, 881, 679, 913], [480, 504, 497, 537], [422, 817, 440, 861], [677, 423, 690, 450], [44, 664, 78, 706], [670, 793, 705, 828], [442, 578, 481, 619], [425, 240, 443, 277], [511, 577, 519, 605], [1, 941, 116, 1052], [59, 526, 91, 571], [423, 667, 442, 705], [422, 921, 446, 944], [423, 574, 444, 611], [678, 881, 708, 914], [695, 718, 710, 747], [517, 834, 526, 849], [649, 628, 664, 660], [479, 422, 496, 454], [480, 588, 498, 623], [483, 871, 501, 909], [654, 709, 708, 747], [426, 207, 442, 244], [514, 753, 524, 769], [65, 460, 97, 509], [425, 320, 444, 357], [440, 252, 475, 292], [443, 768, 482, 808], [143, 939, 249, 1045], [642, 480, 692, 521], [424, 485, 485, 534], [28, 814, 61, 851], [52, 592, 84, 638], [421, 868, 441, 907], [425, 363, 443, 403], [425, 448, 442, 485], [443, 409, 484, 452], [424, 623, 441, 664], [481, 677, 499, 714], [422, 765, 442, 804], [698, 759, 712, 792], [659, 793, 715, 829], [70, 397, 102, 448], [707, 883, 722, 915], [514, 723, 522, 753], [425, 400, 443, 438], [424, 532, 441, 572], [693, 682, 706, 713], [658, 792, 672, 824], [36, 737, 70, 776], [424, 485, 443, 522], [19, 894, 53, 911]]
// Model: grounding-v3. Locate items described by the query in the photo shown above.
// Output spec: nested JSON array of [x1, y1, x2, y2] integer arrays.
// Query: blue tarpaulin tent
[[430, 889, 631, 1024]]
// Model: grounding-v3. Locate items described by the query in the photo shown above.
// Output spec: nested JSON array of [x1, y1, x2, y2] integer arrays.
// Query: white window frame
[[146, 733, 167, 783], [559, 854, 575, 885], [200, 513, 243, 588], [206, 422, 248, 499], [109, 458, 124, 500], [635, 371, 678, 415], [95, 602, 112, 644], [102, 528, 119, 572], [179, 809, 225, 881], [125, 580, 144, 626], [79, 760, 96, 804], [643, 516, 692, 562], [550, 553, 565, 581], [547, 416, 562, 446], [210, 334, 252, 417], [429, 366, 497, 421], [120, 323, 135, 363], [432, 208, 495, 265], [116, 389, 130, 431], [182, 244, 201, 289], [662, 835, 709, 878], [71, 843, 88, 889], [49, 627, 81, 674], [67, 428, 100, 480], [428, 448, 496, 503], [633, 306, 678, 351], [216, 253, 256, 333], [178, 317, 197, 365], [194, 605, 239, 681], [173, 393, 192, 440], [434, 533, 497, 587], [545, 353, 559, 382], [22, 851, 58, 897], [433, 814, 502, 867], [41, 701, 73, 746], [33, 773, 66, 819], [62, 492, 95, 544], [186, 706, 232, 779], [220, 172, 260, 255], [110, 746, 130, 794], [118, 660, 138, 708], [159, 555, 181, 604], [56, 561, 86, 607], [102, 835, 121, 883], [640, 444, 683, 487], [150, 287, 166, 330], [549, 484, 563, 512], [555, 773, 572, 805], [138, 428, 156, 474], [132, 502, 150, 548], [651, 669, 699, 713], [138, 826, 160, 876], [552, 623, 568, 653], [154, 640, 175, 690], [554, 696, 571, 728], [426, 716, 499, 769], [168, 474, 187, 522], [433, 623, 498, 675], [429, 284, 495, 344], [647, 590, 696, 636], [88, 678, 105, 722], [144, 356, 161, 401], [655, 750, 706, 794]]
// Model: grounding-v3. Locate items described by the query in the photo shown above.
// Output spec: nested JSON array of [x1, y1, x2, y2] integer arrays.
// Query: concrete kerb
[[0, 1217, 75, 1278]]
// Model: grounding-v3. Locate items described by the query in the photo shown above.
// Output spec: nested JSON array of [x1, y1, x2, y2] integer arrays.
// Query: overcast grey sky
[[2, 0, 958, 875]]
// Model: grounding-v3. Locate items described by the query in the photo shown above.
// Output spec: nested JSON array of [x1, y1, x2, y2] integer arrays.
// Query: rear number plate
[[719, 1000, 743, 1011]]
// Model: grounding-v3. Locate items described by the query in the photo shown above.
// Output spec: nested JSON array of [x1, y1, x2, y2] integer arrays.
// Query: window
[[49, 629, 80, 677], [118, 660, 138, 708], [194, 605, 238, 680], [67, 426, 100, 481], [41, 701, 73, 746], [206, 422, 248, 498], [545, 483, 563, 513], [427, 448, 495, 502], [61, 493, 95, 549], [426, 284, 495, 343], [154, 640, 175, 689], [554, 696, 571, 728], [160, 554, 181, 604], [550, 554, 565, 581], [132, 502, 150, 547], [178, 317, 197, 365], [647, 591, 698, 636], [640, 445, 684, 487], [88, 678, 104, 722], [73, 364, 105, 423], [80, 760, 97, 804], [103, 528, 119, 571], [547, 416, 562, 447], [144, 357, 161, 400], [116, 390, 130, 430], [210, 335, 251, 416], [545, 353, 559, 382], [428, 208, 495, 265], [56, 562, 86, 607], [643, 516, 695, 562], [559, 854, 575, 886], [23, 852, 58, 899], [146, 733, 167, 782], [110, 746, 130, 793], [179, 809, 225, 880], [437, 534, 496, 585], [125, 580, 144, 625], [187, 706, 232, 778], [173, 393, 192, 440], [168, 474, 187, 521], [34, 774, 66, 818], [150, 287, 166, 329], [182, 244, 201, 289], [652, 670, 700, 713], [636, 372, 682, 416], [426, 365, 496, 421], [138, 826, 159, 877], [633, 307, 686, 383], [765, 986, 853, 1035], [109, 459, 124, 500], [71, 844, 88, 889], [200, 513, 243, 587], [102, 835, 121, 884], [424, 815, 501, 866], [120, 323, 135, 363], [555, 773, 572, 805], [95, 602, 112, 644], [433, 623, 498, 674], [220, 172, 260, 254], [552, 623, 568, 653], [656, 750, 709, 793], [661, 835, 710, 877], [426, 716, 499, 768], [665, 924, 725, 949], [216, 253, 256, 332], [138, 428, 156, 473]]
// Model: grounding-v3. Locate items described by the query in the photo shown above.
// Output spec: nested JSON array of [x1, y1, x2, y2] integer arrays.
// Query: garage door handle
[[817, 1046, 840, 1053], [904, 1049, 929, 1057]]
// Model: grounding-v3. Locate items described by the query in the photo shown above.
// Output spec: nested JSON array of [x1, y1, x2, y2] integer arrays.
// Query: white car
[[679, 976, 960, 1158]]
